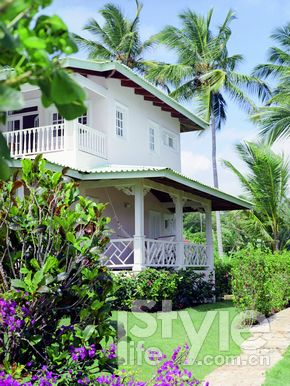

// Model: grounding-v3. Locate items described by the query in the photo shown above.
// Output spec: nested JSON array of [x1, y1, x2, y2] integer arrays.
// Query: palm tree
[[224, 142, 290, 252], [147, 9, 270, 256], [252, 24, 290, 143], [74, 1, 156, 74]]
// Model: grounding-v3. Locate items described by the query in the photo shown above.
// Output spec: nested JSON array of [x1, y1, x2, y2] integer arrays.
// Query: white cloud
[[181, 151, 211, 176]]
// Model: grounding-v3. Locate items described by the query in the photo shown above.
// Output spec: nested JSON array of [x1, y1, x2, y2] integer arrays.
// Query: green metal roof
[[62, 58, 208, 132], [9, 159, 252, 211]]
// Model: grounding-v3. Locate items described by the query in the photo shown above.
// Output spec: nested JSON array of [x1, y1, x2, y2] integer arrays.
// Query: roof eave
[[62, 58, 208, 132]]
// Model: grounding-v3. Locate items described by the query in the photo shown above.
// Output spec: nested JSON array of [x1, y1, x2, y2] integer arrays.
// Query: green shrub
[[0, 157, 115, 380], [174, 269, 214, 308], [112, 272, 138, 310], [215, 257, 233, 298], [231, 247, 290, 316], [111, 268, 214, 311]]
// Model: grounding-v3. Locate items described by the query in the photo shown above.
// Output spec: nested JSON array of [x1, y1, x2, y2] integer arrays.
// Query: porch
[[82, 175, 216, 272], [104, 238, 208, 269]]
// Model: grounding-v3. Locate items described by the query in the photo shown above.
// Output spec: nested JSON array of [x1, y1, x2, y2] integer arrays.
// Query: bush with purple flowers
[[0, 344, 208, 385]]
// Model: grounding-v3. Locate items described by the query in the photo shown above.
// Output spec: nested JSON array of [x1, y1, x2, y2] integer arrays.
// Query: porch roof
[[10, 160, 251, 211], [63, 58, 208, 133]]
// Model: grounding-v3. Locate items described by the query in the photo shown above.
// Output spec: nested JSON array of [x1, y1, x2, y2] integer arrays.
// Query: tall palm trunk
[[211, 112, 224, 257]]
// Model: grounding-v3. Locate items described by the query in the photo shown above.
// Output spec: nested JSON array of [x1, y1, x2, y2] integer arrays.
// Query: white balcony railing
[[77, 123, 106, 159], [3, 122, 107, 159], [103, 238, 208, 269], [3, 124, 64, 157]]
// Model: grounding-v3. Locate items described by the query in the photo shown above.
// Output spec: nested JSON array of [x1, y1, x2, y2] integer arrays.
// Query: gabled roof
[[9, 160, 252, 211], [63, 58, 208, 133]]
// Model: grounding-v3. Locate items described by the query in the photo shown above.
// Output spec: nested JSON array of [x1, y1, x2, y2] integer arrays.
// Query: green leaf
[[55, 100, 86, 120], [32, 270, 44, 288], [57, 316, 71, 330], [21, 159, 32, 175], [11, 279, 27, 290], [66, 232, 76, 244], [30, 335, 42, 345], [91, 300, 103, 311], [51, 69, 85, 105], [43, 255, 58, 273], [24, 36, 46, 49], [0, 84, 24, 112], [82, 325, 96, 341], [30, 258, 40, 270]]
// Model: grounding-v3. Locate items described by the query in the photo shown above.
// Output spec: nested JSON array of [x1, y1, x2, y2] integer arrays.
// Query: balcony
[[3, 122, 107, 160]]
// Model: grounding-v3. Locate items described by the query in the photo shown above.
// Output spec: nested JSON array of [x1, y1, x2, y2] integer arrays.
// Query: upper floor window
[[52, 112, 64, 125], [149, 127, 155, 151], [116, 109, 124, 137], [78, 111, 88, 125], [115, 104, 126, 138], [163, 130, 177, 151]]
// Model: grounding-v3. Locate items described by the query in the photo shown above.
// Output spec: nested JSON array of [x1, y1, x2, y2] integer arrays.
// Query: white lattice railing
[[145, 238, 177, 266], [3, 124, 64, 157], [184, 243, 207, 267], [103, 238, 134, 268], [103, 238, 208, 269], [77, 123, 106, 159]]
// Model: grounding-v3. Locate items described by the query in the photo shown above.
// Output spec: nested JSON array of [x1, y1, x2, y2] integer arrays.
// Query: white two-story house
[[2, 58, 251, 274]]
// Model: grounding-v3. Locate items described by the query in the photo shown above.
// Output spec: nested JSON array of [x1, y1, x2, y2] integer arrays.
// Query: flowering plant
[[0, 344, 208, 385]]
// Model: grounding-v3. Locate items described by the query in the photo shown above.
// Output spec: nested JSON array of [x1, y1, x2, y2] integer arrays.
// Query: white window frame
[[162, 128, 178, 152], [52, 112, 64, 125], [115, 102, 127, 139], [148, 121, 158, 152]]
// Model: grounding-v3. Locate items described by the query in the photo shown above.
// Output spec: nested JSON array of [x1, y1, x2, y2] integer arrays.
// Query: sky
[[46, 0, 290, 195]]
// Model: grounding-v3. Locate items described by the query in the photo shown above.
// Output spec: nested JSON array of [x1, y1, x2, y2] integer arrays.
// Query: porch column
[[174, 193, 184, 268], [133, 181, 145, 271], [205, 203, 214, 274], [64, 119, 78, 151]]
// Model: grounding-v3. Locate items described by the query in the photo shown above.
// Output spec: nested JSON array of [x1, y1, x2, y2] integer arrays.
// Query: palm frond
[[252, 105, 290, 144], [225, 81, 256, 113], [268, 47, 290, 66], [253, 63, 288, 79], [228, 72, 271, 102], [146, 63, 193, 88]]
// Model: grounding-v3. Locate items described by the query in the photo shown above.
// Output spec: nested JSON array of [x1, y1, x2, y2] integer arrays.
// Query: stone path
[[206, 307, 290, 386]]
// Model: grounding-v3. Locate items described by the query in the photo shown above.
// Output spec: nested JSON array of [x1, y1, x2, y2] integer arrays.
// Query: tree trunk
[[211, 113, 224, 257]]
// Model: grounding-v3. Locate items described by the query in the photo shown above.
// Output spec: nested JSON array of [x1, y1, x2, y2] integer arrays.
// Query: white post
[[205, 203, 214, 278], [133, 181, 145, 271], [64, 119, 78, 151], [174, 193, 184, 268]]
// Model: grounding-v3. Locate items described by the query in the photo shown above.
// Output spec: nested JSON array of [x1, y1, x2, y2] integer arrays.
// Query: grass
[[263, 345, 290, 386], [112, 301, 249, 381]]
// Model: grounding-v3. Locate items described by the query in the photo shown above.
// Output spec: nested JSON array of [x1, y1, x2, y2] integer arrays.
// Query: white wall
[[82, 185, 175, 239], [3, 74, 183, 172], [97, 76, 181, 171]]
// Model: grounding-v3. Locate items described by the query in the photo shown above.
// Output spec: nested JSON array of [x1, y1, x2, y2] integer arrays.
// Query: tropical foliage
[[0, 157, 116, 383], [224, 142, 290, 251], [112, 268, 214, 311], [252, 23, 290, 143], [0, 0, 86, 179], [74, 1, 156, 74], [146, 9, 270, 256], [231, 247, 290, 317]]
